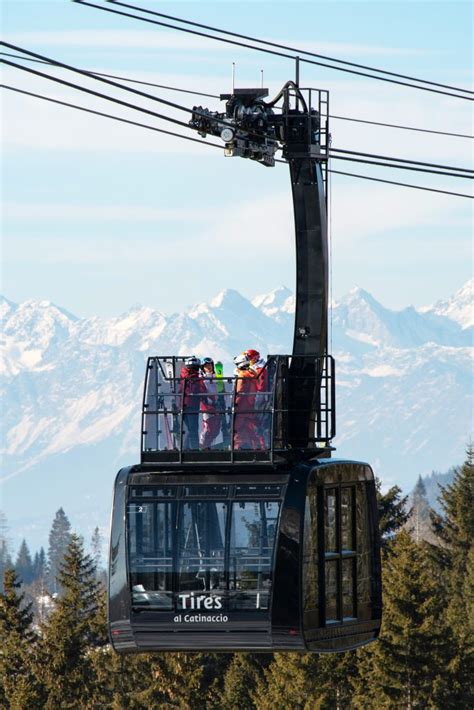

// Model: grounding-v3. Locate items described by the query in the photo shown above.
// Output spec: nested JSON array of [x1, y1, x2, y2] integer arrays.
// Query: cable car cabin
[[108, 356, 382, 653]]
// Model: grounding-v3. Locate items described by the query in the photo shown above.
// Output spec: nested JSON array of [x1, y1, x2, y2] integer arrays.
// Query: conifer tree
[[91, 526, 102, 571], [351, 530, 454, 708], [217, 653, 265, 709], [253, 652, 321, 709], [429, 447, 474, 706], [0, 511, 12, 592], [15, 538, 34, 585], [47, 507, 71, 594], [33, 546, 47, 582], [37, 532, 105, 708], [376, 480, 409, 547], [408, 475, 433, 543], [0, 568, 44, 708], [131, 652, 229, 708]]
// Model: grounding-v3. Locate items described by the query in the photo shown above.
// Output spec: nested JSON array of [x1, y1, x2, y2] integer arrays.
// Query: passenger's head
[[201, 357, 214, 374], [233, 352, 250, 371], [245, 349, 260, 365], [184, 356, 201, 373]]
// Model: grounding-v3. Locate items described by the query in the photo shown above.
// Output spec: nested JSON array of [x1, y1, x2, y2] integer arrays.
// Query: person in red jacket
[[232, 352, 259, 450], [180, 356, 206, 450], [246, 349, 271, 449]]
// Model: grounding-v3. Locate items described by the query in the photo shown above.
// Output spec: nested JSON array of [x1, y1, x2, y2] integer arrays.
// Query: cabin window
[[323, 486, 357, 623], [128, 501, 175, 609], [177, 501, 227, 594], [304, 480, 370, 628], [228, 501, 281, 610], [127, 485, 283, 613]]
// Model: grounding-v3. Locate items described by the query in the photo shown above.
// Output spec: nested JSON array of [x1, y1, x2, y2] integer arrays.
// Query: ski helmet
[[185, 356, 201, 368], [245, 349, 260, 362], [233, 352, 250, 370], [201, 357, 214, 366]]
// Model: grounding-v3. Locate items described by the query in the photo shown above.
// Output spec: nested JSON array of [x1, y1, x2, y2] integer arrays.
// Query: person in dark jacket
[[180, 356, 206, 449]]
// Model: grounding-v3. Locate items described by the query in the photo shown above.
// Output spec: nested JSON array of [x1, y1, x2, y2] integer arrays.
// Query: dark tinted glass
[[128, 501, 174, 609], [325, 560, 338, 622], [356, 483, 372, 619], [341, 487, 355, 551], [131, 487, 177, 498], [229, 501, 281, 610], [184, 485, 229, 498], [177, 501, 227, 595], [302, 490, 319, 620], [324, 489, 337, 553], [235, 484, 282, 497], [342, 558, 356, 619]]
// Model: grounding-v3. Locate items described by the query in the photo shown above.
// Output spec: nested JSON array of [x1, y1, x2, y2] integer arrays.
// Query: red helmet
[[245, 349, 260, 361]]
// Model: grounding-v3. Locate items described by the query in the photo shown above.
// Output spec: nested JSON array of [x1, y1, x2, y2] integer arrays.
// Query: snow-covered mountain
[[1, 282, 472, 552], [419, 279, 473, 330]]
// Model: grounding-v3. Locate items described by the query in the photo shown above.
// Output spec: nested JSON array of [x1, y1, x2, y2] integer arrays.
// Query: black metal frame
[[140, 354, 336, 465], [108, 460, 381, 653], [108, 78, 383, 655]]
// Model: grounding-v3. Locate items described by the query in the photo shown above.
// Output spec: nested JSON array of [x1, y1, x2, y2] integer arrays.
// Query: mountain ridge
[[1, 281, 472, 551]]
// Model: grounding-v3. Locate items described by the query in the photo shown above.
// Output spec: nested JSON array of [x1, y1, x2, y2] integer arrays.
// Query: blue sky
[[2, 0, 472, 317]]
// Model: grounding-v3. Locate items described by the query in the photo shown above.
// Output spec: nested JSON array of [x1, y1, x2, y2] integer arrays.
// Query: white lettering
[[178, 593, 191, 609], [181, 613, 229, 623], [177, 594, 223, 610]]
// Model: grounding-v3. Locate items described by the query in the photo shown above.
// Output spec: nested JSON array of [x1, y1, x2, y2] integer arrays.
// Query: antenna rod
[[232, 62, 235, 92], [260, 69, 264, 88], [295, 56, 300, 110]]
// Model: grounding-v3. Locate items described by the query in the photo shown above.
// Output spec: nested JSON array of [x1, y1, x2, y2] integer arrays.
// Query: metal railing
[[141, 354, 335, 464]]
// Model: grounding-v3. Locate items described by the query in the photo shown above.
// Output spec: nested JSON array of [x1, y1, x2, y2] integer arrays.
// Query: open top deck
[[141, 355, 335, 466]]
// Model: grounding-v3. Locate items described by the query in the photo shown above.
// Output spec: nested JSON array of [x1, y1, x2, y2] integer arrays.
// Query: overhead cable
[[3, 57, 470, 179], [0, 50, 220, 99], [1, 84, 223, 149], [3, 83, 472, 200], [327, 169, 473, 199], [329, 155, 473, 180], [72, 0, 473, 101], [329, 114, 472, 141], [101, 0, 472, 96], [330, 148, 473, 175], [3, 49, 471, 140], [1, 43, 275, 144], [1, 58, 193, 129]]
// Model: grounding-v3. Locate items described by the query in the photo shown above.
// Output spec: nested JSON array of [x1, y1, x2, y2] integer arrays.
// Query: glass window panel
[[342, 558, 356, 619], [131, 487, 177, 498], [235, 484, 282, 497], [184, 485, 229, 498], [341, 487, 355, 551], [143, 386, 181, 451], [303, 491, 318, 615], [325, 560, 338, 622], [127, 501, 174, 609], [356, 483, 372, 620], [325, 489, 337, 553], [177, 501, 227, 594], [229, 501, 280, 610]]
